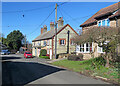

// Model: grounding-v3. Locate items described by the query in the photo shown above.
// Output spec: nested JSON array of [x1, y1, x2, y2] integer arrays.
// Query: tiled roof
[[109, 9, 120, 19], [32, 24, 68, 42], [80, 2, 120, 27]]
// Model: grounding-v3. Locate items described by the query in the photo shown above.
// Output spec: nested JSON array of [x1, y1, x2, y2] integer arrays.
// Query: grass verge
[[51, 58, 119, 84]]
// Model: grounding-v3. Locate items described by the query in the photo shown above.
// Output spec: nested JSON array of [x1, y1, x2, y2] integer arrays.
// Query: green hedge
[[40, 49, 47, 56], [39, 56, 49, 59]]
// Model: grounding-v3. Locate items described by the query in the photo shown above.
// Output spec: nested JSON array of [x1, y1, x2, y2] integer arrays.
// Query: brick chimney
[[41, 25, 47, 34], [41, 27, 43, 34], [50, 22, 54, 30], [58, 17, 64, 28]]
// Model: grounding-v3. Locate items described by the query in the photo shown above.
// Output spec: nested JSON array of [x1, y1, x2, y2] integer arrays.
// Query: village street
[[2, 54, 110, 85]]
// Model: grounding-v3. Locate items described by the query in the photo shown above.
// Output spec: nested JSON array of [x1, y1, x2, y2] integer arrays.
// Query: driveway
[[2, 54, 111, 85]]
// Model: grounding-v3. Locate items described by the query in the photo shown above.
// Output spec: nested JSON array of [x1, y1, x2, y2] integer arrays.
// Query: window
[[79, 43, 92, 53], [102, 20, 105, 26], [47, 40, 49, 46], [80, 44, 84, 52], [107, 19, 110, 26], [37, 42, 41, 46], [70, 39, 74, 45], [59, 39, 66, 45], [98, 21, 101, 26], [44, 41, 46, 46], [97, 43, 103, 53], [86, 43, 90, 52], [33, 42, 35, 46]]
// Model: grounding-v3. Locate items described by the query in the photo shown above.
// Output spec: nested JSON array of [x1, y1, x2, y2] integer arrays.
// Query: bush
[[68, 54, 83, 61], [78, 53, 83, 58], [40, 49, 47, 56], [39, 56, 49, 59]]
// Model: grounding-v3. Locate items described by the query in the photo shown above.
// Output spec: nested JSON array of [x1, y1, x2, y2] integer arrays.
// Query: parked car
[[24, 51, 32, 58], [0, 50, 10, 55]]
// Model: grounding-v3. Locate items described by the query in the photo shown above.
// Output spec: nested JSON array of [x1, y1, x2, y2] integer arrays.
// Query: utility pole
[[24, 35, 27, 51], [55, 3, 57, 59]]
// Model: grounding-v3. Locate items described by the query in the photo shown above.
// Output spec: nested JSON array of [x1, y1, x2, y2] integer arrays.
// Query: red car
[[24, 51, 32, 58]]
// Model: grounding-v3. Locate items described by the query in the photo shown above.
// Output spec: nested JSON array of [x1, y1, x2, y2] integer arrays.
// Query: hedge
[[39, 56, 49, 59]]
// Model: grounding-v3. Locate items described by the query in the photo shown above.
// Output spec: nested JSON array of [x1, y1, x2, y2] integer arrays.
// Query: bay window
[[79, 43, 92, 53]]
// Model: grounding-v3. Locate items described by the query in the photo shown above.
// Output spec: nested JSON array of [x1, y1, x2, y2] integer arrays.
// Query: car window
[[26, 52, 31, 54]]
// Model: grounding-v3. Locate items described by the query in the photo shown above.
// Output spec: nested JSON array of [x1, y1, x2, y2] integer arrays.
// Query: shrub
[[78, 53, 83, 58], [39, 56, 49, 59], [40, 49, 47, 56], [68, 54, 83, 61]]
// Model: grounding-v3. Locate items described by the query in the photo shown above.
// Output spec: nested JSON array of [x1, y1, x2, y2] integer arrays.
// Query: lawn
[[51, 58, 119, 84]]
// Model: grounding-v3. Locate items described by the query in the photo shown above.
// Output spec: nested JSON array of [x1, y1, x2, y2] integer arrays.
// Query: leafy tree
[[2, 37, 7, 46], [74, 26, 119, 68], [7, 30, 24, 51]]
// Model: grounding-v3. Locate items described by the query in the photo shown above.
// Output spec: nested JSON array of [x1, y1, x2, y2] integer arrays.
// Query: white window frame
[[97, 43, 103, 53], [71, 39, 74, 45], [80, 44, 84, 53], [78, 42, 93, 53], [60, 39, 65, 45]]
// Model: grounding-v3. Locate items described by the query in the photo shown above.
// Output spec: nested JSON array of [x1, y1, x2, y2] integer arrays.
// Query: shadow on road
[[2, 56, 22, 60], [2, 61, 65, 85]]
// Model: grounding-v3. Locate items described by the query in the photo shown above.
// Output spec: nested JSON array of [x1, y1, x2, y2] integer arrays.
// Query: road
[[2, 54, 111, 85]]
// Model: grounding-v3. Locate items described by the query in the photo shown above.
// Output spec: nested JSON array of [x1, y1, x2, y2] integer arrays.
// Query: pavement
[[2, 54, 112, 85]]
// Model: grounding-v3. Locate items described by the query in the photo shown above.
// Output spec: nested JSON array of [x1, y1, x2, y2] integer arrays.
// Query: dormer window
[[98, 21, 101, 26], [107, 19, 110, 26], [102, 20, 105, 26], [98, 19, 110, 27]]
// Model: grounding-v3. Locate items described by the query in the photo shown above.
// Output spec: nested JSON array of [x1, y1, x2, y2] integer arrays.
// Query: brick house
[[76, 2, 120, 59], [32, 17, 78, 59]]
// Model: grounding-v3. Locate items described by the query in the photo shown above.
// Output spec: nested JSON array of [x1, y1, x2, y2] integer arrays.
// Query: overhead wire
[[1, 3, 54, 13], [26, 8, 55, 36], [58, 6, 68, 24]]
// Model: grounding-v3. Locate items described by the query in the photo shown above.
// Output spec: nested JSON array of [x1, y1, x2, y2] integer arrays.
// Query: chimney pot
[[41, 25, 47, 34], [58, 17, 64, 28], [50, 22, 54, 30]]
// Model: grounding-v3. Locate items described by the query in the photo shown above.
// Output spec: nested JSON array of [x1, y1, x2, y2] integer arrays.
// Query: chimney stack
[[41, 25, 47, 34], [58, 17, 64, 28], [50, 22, 54, 30]]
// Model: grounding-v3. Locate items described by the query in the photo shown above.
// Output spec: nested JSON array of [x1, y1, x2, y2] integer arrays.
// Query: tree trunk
[[105, 54, 110, 68]]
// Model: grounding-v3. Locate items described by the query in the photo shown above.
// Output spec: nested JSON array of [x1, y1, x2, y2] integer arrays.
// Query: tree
[[2, 37, 7, 46], [74, 26, 119, 68], [7, 30, 24, 51]]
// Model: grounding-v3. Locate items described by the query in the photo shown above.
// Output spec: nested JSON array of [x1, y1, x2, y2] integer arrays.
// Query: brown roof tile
[[32, 24, 68, 42], [80, 2, 120, 27]]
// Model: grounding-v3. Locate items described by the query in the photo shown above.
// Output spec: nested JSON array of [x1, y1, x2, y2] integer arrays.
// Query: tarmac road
[[2, 54, 111, 85]]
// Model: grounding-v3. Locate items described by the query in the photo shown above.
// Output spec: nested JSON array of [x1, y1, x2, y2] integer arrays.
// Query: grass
[[51, 58, 119, 84], [39, 56, 49, 59]]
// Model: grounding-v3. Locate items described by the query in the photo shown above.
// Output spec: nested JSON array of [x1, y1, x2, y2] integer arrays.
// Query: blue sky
[[2, 2, 117, 43]]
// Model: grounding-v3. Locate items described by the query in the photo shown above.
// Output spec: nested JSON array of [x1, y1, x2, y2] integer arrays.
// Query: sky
[[2, 2, 117, 43]]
